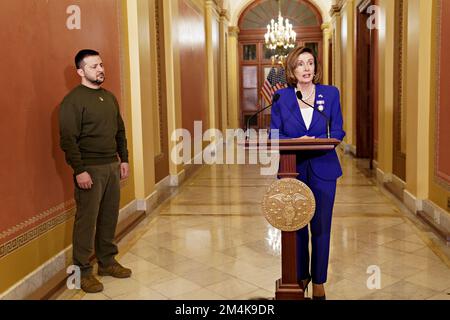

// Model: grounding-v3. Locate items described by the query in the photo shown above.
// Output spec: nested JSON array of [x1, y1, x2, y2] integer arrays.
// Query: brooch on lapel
[[317, 100, 325, 112]]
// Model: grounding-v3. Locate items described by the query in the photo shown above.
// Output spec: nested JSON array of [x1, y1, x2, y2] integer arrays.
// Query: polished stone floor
[[56, 150, 450, 300]]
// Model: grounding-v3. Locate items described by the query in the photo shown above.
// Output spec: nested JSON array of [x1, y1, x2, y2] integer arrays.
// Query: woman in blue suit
[[270, 46, 345, 299]]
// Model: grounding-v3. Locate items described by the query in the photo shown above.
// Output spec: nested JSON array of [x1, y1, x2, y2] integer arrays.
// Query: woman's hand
[[298, 135, 315, 139]]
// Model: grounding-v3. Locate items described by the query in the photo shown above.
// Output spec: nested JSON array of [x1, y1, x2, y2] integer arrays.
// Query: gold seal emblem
[[262, 178, 316, 232]]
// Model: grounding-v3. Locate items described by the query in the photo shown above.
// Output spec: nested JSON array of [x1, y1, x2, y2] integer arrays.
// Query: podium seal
[[262, 178, 316, 232]]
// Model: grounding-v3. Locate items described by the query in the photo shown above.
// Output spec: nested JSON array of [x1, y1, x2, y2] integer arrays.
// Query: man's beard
[[86, 73, 105, 85]]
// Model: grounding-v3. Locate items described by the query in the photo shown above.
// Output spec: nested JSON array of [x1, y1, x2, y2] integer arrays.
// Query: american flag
[[275, 67, 287, 90], [260, 67, 288, 105], [261, 67, 277, 105]]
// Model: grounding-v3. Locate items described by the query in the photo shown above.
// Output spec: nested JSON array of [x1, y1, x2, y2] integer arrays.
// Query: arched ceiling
[[239, 0, 320, 29], [228, 0, 333, 26]]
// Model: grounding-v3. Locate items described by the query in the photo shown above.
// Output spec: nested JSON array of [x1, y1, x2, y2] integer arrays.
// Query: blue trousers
[[296, 162, 337, 284]]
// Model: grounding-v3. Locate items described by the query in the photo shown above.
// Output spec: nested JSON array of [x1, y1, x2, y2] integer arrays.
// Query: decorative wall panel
[[0, 0, 123, 257]]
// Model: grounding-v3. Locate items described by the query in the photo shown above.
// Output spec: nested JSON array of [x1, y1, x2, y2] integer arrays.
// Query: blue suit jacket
[[270, 84, 346, 181]]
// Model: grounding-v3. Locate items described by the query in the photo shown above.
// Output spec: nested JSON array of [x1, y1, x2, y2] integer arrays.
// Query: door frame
[[356, 0, 376, 163]]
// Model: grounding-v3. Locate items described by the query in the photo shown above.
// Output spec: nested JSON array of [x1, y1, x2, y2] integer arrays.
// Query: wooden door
[[356, 0, 376, 161], [392, 0, 406, 180], [155, 0, 170, 183]]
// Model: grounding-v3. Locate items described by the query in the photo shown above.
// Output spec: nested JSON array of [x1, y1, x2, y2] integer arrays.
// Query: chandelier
[[264, 0, 296, 55]]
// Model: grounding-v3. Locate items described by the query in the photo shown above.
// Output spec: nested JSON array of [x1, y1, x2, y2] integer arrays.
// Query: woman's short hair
[[285, 46, 322, 86]]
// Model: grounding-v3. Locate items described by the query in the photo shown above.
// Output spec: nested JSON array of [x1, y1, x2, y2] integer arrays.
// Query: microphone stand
[[246, 94, 281, 141], [246, 104, 272, 140]]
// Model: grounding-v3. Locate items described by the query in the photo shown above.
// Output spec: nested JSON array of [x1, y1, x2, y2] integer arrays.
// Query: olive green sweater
[[59, 85, 128, 175]]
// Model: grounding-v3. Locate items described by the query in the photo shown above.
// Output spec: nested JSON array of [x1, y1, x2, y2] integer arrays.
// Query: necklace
[[298, 85, 315, 102]]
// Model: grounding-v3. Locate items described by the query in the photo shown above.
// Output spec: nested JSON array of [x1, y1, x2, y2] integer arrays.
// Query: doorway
[[356, 0, 377, 163], [392, 0, 406, 181], [154, 0, 170, 183], [237, 0, 323, 129]]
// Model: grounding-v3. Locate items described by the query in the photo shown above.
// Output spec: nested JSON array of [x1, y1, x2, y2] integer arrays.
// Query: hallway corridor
[[56, 151, 450, 300]]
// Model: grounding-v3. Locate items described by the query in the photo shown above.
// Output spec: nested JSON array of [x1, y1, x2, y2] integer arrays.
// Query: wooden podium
[[245, 138, 340, 300]]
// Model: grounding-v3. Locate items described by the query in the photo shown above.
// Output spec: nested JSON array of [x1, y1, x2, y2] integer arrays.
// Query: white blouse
[[296, 88, 315, 129], [300, 106, 314, 129]]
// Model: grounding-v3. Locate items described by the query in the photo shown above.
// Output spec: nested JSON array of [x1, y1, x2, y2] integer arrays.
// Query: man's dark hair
[[75, 49, 100, 69]]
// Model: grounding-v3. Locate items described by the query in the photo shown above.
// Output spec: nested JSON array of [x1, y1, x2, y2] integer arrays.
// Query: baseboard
[[118, 199, 138, 223], [116, 210, 147, 241], [0, 204, 146, 300], [417, 200, 450, 244], [342, 142, 356, 156], [384, 183, 403, 203], [392, 174, 406, 189], [155, 174, 172, 189], [417, 211, 450, 244], [154, 164, 202, 207], [0, 247, 72, 300], [403, 189, 422, 213], [137, 191, 157, 211], [155, 152, 200, 189], [376, 167, 392, 185], [372, 160, 379, 171], [170, 170, 186, 186], [154, 171, 183, 192], [373, 168, 449, 245], [384, 174, 406, 201]]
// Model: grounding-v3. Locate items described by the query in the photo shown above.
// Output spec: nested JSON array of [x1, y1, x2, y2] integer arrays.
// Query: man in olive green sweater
[[59, 49, 132, 293]]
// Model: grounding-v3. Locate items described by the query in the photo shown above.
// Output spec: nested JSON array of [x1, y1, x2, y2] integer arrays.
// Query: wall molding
[[136, 192, 156, 211], [0, 247, 72, 300], [170, 170, 186, 186], [0, 199, 141, 300], [372, 159, 378, 171], [341, 142, 356, 156], [228, 26, 240, 36], [392, 174, 406, 190], [0, 207, 75, 260], [205, 0, 221, 17], [119, 199, 138, 222], [0, 200, 75, 243], [403, 189, 423, 213], [434, 0, 450, 191], [418, 199, 450, 243], [375, 164, 449, 244], [220, 8, 230, 21], [380, 170, 405, 203], [330, 3, 343, 17], [376, 166, 392, 185]]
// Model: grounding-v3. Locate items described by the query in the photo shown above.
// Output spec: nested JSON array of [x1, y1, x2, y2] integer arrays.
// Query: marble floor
[[56, 150, 450, 300]]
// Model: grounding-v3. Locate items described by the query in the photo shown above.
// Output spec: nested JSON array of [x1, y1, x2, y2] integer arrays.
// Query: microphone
[[246, 93, 281, 140], [296, 90, 330, 139]]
